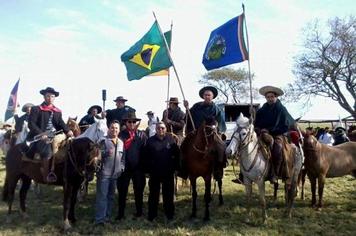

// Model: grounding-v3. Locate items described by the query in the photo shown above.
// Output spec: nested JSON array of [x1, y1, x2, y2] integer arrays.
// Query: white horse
[[15, 120, 29, 145], [226, 113, 302, 223], [76, 119, 108, 143]]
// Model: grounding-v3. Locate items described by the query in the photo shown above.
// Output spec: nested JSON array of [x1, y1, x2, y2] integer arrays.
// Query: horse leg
[[203, 177, 212, 221], [309, 175, 317, 208], [317, 175, 326, 210], [69, 183, 80, 223], [257, 180, 267, 224], [300, 169, 306, 200], [19, 175, 32, 219], [273, 182, 279, 203], [244, 183, 253, 223], [217, 178, 223, 206], [5, 175, 20, 221], [190, 178, 197, 219], [63, 183, 73, 231]]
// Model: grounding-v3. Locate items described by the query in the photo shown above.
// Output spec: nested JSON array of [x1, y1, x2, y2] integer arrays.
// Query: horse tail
[[2, 176, 9, 202]]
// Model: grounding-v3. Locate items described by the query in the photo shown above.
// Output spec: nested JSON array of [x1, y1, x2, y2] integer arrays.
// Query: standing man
[[144, 122, 180, 222], [116, 112, 147, 220], [27, 87, 73, 183], [146, 111, 159, 137], [95, 120, 125, 226], [318, 127, 334, 146], [162, 97, 185, 145], [255, 85, 295, 183], [105, 96, 135, 129]]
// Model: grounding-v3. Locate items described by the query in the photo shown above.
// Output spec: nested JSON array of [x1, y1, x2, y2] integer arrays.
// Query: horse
[[303, 134, 356, 209], [347, 125, 356, 142], [180, 118, 225, 221], [2, 119, 107, 231], [225, 113, 302, 222]]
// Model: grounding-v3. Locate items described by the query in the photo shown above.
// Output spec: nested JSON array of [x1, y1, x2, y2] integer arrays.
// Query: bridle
[[193, 124, 217, 154]]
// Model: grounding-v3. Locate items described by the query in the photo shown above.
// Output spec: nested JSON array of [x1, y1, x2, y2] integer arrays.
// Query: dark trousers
[[116, 168, 146, 218], [148, 174, 175, 220]]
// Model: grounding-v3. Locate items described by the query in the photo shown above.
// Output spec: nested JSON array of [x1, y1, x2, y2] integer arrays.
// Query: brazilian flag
[[121, 21, 172, 81]]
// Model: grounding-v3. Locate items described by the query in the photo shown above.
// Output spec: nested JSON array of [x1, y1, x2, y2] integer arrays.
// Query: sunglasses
[[157, 126, 166, 130], [127, 120, 136, 124]]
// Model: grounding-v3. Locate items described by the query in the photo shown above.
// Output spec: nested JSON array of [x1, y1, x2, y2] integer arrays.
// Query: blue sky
[[1, 0, 355, 122]]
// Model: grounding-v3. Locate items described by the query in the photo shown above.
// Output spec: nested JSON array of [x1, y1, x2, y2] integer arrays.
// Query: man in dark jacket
[[105, 96, 135, 129], [162, 97, 185, 145], [27, 87, 73, 183], [14, 103, 34, 135], [79, 105, 102, 132], [184, 86, 226, 134], [144, 122, 180, 222], [116, 112, 147, 220], [255, 85, 295, 183]]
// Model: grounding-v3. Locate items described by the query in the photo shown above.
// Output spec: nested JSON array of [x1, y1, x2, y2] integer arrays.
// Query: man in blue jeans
[[95, 120, 125, 225]]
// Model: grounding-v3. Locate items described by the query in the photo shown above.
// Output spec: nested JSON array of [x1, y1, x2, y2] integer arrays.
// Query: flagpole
[[166, 21, 173, 111], [153, 12, 196, 130], [242, 4, 254, 121]]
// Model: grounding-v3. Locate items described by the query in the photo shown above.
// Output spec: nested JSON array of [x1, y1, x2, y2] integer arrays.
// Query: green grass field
[[0, 153, 355, 236]]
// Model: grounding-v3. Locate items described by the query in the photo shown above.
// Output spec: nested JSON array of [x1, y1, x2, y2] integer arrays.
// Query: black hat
[[40, 87, 59, 97], [113, 96, 128, 102], [199, 86, 218, 99], [87, 105, 102, 114], [166, 97, 180, 104], [146, 111, 154, 116], [122, 112, 141, 122], [22, 103, 34, 112]]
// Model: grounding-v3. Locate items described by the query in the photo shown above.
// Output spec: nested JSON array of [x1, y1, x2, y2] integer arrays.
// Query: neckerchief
[[124, 130, 135, 150], [39, 104, 62, 113]]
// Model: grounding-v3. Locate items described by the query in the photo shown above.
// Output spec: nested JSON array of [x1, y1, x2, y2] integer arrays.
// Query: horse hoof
[[203, 217, 210, 222], [316, 207, 322, 212], [6, 216, 11, 224], [189, 214, 196, 219], [63, 220, 72, 231]]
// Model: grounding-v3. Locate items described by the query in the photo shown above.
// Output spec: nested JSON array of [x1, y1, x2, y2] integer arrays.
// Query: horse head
[[67, 117, 81, 137], [76, 119, 107, 143], [225, 113, 254, 157]]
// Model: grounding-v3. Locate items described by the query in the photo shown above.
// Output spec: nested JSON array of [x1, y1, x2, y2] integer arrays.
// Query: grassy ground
[[0, 153, 355, 236]]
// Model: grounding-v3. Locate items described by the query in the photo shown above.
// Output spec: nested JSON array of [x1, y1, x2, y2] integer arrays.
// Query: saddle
[[22, 134, 68, 164]]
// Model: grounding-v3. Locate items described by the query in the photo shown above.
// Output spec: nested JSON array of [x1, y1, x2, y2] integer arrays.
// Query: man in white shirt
[[318, 127, 334, 146]]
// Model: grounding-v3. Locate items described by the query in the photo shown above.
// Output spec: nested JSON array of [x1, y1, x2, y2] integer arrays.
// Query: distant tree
[[200, 68, 258, 103], [286, 16, 356, 119]]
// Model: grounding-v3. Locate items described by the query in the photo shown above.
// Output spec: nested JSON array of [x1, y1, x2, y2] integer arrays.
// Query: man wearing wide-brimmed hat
[[105, 96, 135, 129], [26, 87, 73, 183], [116, 111, 147, 220], [184, 86, 226, 134], [79, 105, 102, 132], [255, 85, 295, 184], [162, 97, 185, 144], [14, 103, 34, 134]]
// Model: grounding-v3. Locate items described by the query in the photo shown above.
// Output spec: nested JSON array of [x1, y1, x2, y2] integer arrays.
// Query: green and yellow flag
[[121, 21, 172, 81]]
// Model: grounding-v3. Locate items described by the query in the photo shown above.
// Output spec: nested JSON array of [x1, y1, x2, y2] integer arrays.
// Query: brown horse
[[303, 134, 356, 209], [180, 119, 225, 221], [2, 137, 101, 231]]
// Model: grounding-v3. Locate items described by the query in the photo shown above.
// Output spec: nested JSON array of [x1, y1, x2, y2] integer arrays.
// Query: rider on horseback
[[182, 86, 227, 179], [254, 86, 295, 184], [26, 87, 74, 183]]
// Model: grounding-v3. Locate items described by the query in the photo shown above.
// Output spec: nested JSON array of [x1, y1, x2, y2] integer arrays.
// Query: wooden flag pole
[[242, 4, 255, 121], [153, 12, 196, 131]]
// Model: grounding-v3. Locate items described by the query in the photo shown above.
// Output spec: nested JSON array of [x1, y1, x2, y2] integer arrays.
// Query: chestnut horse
[[303, 134, 356, 209], [180, 118, 225, 221]]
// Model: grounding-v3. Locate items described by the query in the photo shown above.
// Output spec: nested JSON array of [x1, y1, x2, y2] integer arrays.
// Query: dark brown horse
[[180, 119, 225, 221], [303, 134, 356, 209], [2, 137, 101, 230]]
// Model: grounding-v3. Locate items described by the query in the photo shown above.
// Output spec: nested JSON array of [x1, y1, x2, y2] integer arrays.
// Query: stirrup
[[232, 178, 243, 184], [46, 172, 57, 183]]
